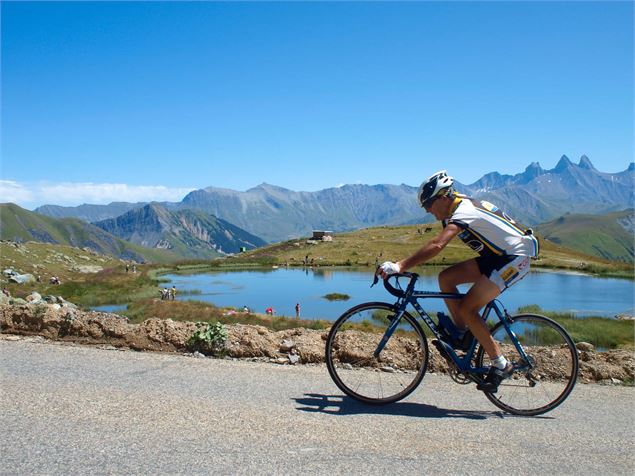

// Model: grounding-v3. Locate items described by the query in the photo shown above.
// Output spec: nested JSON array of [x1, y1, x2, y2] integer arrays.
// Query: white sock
[[491, 355, 508, 370]]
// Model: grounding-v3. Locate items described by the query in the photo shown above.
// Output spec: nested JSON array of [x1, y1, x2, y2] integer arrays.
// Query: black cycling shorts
[[475, 254, 531, 292]]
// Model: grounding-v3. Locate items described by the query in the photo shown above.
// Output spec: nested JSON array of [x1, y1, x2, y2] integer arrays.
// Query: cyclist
[[377, 170, 539, 392]]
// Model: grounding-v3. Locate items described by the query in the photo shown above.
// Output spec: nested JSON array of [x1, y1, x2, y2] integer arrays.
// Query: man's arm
[[397, 223, 461, 272]]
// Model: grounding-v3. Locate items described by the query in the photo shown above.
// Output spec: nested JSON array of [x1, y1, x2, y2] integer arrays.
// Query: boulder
[[8, 273, 35, 284]]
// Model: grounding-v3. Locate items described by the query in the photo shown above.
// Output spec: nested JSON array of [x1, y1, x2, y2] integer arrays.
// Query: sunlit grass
[[517, 305, 634, 350]]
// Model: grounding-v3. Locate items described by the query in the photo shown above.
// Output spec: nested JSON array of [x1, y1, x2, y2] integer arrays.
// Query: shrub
[[187, 321, 228, 357], [323, 293, 350, 301]]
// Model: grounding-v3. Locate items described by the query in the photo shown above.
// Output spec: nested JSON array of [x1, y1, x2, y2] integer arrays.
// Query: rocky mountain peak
[[519, 161, 544, 182], [554, 155, 574, 172], [578, 155, 596, 171]]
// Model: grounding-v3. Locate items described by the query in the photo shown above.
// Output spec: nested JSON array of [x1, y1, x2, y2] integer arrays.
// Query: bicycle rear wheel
[[325, 302, 429, 404], [476, 313, 579, 416]]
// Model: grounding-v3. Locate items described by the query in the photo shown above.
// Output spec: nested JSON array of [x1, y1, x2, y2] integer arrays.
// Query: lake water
[[162, 267, 635, 321], [92, 304, 128, 314]]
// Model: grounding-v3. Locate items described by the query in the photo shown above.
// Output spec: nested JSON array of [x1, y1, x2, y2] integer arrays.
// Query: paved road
[[1, 337, 633, 475]]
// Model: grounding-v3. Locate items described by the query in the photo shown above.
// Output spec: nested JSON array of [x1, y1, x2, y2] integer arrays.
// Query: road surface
[[1, 337, 633, 474]]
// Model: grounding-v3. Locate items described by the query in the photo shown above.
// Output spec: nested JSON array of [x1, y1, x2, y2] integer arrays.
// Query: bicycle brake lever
[[371, 267, 381, 287]]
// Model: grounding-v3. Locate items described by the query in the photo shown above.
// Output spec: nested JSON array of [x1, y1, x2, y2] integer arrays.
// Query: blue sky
[[1, 1, 633, 209]]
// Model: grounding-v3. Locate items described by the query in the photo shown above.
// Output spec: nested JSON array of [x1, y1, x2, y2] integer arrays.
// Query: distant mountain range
[[0, 203, 265, 262], [34, 155, 634, 243], [93, 203, 266, 258], [466, 156, 634, 224], [0, 203, 173, 262]]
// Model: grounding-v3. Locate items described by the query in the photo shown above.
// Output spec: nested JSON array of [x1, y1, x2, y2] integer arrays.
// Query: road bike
[[325, 272, 579, 416]]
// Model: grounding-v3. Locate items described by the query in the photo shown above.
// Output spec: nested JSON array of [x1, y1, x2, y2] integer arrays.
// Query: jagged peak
[[525, 161, 543, 172], [578, 155, 596, 170], [554, 155, 573, 172]]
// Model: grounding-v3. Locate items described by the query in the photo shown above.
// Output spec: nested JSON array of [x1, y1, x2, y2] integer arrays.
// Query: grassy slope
[[537, 210, 634, 263], [0, 203, 181, 263], [1, 241, 121, 280], [225, 223, 632, 278]]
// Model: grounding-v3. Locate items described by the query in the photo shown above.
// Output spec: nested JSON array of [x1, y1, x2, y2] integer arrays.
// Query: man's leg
[[438, 259, 482, 327], [456, 275, 503, 359]]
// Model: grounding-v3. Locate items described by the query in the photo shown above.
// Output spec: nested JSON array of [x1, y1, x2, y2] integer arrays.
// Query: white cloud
[[0, 180, 196, 210], [0, 180, 34, 204]]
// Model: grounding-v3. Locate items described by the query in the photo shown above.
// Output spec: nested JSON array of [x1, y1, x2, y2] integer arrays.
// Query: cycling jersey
[[442, 195, 539, 258]]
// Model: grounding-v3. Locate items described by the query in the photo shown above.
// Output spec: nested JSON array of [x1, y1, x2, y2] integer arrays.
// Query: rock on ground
[[0, 304, 632, 384]]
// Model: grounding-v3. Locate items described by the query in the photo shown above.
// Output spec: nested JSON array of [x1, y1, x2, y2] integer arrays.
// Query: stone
[[26, 292, 42, 302], [576, 342, 595, 352], [279, 339, 296, 352], [288, 354, 301, 365], [8, 273, 35, 284]]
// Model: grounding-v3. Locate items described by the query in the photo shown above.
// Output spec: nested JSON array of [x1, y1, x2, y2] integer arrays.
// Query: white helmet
[[418, 170, 454, 208]]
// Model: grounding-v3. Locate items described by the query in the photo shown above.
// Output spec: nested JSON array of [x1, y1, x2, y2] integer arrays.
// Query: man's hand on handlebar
[[377, 261, 401, 279]]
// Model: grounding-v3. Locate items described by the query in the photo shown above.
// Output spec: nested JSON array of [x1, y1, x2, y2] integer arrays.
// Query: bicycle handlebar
[[372, 270, 419, 298]]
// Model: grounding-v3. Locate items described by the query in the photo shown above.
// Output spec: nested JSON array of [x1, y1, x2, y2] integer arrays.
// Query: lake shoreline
[[157, 266, 634, 320]]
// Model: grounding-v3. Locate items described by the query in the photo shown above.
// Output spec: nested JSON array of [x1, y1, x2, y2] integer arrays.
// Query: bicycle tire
[[325, 302, 429, 404], [475, 313, 579, 416]]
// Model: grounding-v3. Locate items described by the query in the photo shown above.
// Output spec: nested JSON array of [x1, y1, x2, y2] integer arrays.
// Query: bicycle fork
[[372, 302, 408, 359]]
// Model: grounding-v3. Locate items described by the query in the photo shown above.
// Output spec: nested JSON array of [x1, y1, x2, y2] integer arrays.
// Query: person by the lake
[[295, 302, 301, 319], [377, 170, 539, 392]]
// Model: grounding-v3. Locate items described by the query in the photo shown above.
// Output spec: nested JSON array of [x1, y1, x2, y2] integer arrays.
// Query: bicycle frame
[[375, 274, 532, 375]]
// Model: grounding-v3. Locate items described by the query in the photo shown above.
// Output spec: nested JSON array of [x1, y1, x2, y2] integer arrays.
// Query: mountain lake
[[99, 267, 635, 321]]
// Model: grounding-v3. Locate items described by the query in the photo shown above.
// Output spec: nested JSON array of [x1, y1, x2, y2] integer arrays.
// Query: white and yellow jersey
[[443, 195, 540, 258]]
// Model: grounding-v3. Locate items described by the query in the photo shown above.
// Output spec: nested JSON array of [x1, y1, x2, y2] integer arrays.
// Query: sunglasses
[[422, 196, 440, 211]]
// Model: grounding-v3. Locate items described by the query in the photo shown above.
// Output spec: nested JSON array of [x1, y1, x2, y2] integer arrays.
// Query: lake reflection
[[163, 267, 635, 321]]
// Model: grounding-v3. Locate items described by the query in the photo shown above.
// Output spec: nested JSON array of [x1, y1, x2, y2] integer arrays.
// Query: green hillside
[[226, 223, 632, 278], [537, 210, 634, 263], [0, 203, 179, 263]]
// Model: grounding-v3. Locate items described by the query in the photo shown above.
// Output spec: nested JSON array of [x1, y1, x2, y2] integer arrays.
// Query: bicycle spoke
[[477, 314, 578, 416], [326, 303, 429, 404]]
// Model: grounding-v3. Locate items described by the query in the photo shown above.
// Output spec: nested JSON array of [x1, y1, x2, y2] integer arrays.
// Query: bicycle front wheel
[[325, 302, 429, 404], [476, 313, 579, 416]]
